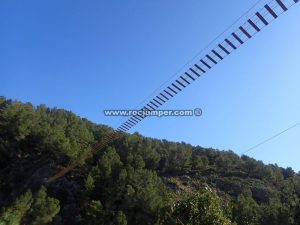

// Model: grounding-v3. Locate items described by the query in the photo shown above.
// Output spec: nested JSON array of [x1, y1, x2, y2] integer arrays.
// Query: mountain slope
[[0, 97, 300, 225]]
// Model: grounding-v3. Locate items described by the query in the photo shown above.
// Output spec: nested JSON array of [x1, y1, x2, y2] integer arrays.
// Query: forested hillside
[[1, 96, 300, 225]]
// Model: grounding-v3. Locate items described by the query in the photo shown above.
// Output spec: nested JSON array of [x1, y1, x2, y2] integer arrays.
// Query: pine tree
[[0, 190, 33, 225], [114, 211, 127, 225], [22, 186, 60, 225], [84, 200, 105, 225]]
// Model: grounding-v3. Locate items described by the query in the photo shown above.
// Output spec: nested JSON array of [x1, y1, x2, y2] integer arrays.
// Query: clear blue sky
[[1, 1, 299, 171]]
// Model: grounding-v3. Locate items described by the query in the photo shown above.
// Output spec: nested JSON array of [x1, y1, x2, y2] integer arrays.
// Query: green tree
[[0, 186, 59, 225], [166, 146, 192, 174], [192, 155, 208, 170], [85, 174, 95, 192], [84, 200, 106, 225], [173, 188, 234, 225], [121, 169, 168, 225], [23, 186, 60, 225], [114, 211, 127, 225], [233, 189, 260, 225], [0, 190, 33, 225], [99, 147, 123, 178]]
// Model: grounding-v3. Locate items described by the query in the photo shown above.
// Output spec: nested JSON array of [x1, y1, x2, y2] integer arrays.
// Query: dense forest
[[1, 96, 300, 225]]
